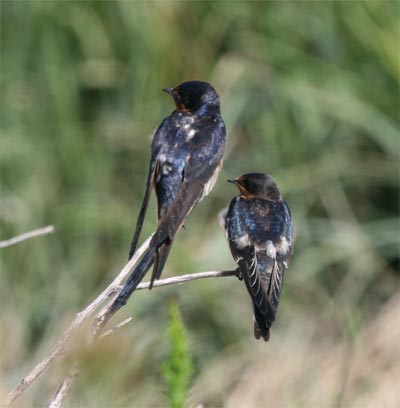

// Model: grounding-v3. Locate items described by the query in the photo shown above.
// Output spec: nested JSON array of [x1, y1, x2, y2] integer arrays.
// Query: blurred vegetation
[[162, 300, 194, 408], [1, 1, 399, 407]]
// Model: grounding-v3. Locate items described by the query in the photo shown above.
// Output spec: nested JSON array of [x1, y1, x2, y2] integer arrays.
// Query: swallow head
[[228, 173, 281, 201], [163, 81, 220, 113]]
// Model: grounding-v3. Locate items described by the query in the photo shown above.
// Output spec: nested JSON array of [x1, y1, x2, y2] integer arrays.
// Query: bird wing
[[226, 198, 292, 333], [127, 115, 174, 260], [149, 177, 205, 286], [149, 120, 225, 285], [184, 120, 225, 184], [235, 245, 276, 321], [264, 200, 293, 312], [251, 200, 292, 316]]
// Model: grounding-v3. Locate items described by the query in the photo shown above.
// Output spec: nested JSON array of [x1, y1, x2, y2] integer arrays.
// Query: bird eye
[[175, 88, 184, 98], [243, 180, 256, 193]]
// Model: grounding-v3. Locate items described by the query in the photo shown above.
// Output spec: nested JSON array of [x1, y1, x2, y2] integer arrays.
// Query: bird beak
[[162, 87, 174, 96], [227, 179, 238, 185]]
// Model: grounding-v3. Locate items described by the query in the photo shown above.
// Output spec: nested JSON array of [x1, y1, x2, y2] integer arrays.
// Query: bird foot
[[235, 268, 243, 281]]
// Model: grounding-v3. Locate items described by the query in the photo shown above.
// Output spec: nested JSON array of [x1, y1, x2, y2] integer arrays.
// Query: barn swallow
[[109, 81, 226, 317], [221, 173, 293, 341]]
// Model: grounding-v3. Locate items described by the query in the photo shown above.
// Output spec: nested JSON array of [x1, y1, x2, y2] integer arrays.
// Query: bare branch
[[6, 235, 153, 406], [91, 270, 237, 338], [136, 270, 237, 290], [99, 317, 133, 339], [6, 229, 237, 407], [0, 225, 55, 248]]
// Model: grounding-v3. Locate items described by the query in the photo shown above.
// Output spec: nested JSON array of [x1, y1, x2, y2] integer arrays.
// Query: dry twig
[[136, 270, 237, 289], [98, 317, 133, 339], [0, 225, 55, 248], [91, 269, 237, 338]]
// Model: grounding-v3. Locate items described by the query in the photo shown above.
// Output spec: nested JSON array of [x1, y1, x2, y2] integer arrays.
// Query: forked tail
[[110, 245, 156, 315], [128, 163, 157, 260]]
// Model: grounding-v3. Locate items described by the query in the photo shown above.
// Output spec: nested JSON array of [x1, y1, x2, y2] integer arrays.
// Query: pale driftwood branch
[[7, 229, 238, 407], [0, 225, 55, 248], [6, 235, 153, 406]]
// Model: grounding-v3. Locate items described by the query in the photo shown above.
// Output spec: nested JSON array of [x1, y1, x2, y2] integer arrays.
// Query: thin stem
[[136, 270, 237, 289], [0, 225, 55, 248]]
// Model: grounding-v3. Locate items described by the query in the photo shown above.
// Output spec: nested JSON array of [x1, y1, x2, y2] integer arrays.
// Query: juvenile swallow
[[111, 81, 226, 315], [221, 173, 293, 341]]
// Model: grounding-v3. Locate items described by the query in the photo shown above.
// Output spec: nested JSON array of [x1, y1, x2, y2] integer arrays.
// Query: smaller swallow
[[221, 173, 294, 341]]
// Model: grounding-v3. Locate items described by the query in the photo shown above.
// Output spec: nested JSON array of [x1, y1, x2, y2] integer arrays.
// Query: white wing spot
[[235, 233, 251, 249], [277, 237, 291, 255], [266, 241, 277, 258], [162, 164, 173, 175], [187, 129, 197, 139]]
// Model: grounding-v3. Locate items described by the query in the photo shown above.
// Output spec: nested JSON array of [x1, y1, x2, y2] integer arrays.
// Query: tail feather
[[254, 321, 270, 342], [110, 245, 156, 315], [149, 240, 172, 289], [128, 163, 157, 260], [146, 181, 204, 285], [153, 180, 203, 244], [122, 180, 204, 309], [252, 300, 271, 341]]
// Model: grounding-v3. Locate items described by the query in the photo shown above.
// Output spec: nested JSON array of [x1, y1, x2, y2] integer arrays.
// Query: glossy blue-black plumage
[[227, 198, 291, 247], [151, 110, 225, 222], [106, 81, 226, 321], [223, 173, 293, 341]]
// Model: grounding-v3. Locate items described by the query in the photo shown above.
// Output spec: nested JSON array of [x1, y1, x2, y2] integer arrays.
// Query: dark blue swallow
[[109, 81, 226, 317], [221, 173, 293, 341]]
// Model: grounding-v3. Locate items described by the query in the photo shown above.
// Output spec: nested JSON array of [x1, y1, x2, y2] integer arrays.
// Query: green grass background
[[1, 1, 399, 407]]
